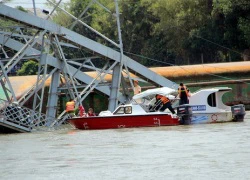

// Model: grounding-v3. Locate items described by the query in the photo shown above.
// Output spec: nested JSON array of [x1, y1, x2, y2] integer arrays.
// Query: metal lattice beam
[[0, 2, 179, 130], [0, 4, 177, 89]]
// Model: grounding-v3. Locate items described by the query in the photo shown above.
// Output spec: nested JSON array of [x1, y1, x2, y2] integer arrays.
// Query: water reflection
[[0, 112, 250, 180]]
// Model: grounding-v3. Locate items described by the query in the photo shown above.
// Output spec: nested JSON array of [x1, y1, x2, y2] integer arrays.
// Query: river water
[[1, 112, 250, 180]]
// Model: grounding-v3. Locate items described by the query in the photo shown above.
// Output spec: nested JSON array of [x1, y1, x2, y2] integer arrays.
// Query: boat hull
[[191, 112, 233, 124], [68, 114, 179, 130]]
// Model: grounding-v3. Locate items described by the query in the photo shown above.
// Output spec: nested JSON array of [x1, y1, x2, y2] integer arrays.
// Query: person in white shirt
[[133, 80, 141, 95]]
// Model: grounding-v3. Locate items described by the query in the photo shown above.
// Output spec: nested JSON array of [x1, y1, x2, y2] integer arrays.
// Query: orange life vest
[[66, 101, 75, 112], [156, 94, 163, 100], [160, 96, 170, 104]]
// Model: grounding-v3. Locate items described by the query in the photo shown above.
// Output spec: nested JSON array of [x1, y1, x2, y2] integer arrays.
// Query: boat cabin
[[189, 87, 232, 113]]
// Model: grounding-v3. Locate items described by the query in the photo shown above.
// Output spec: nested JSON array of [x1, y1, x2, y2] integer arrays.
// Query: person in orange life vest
[[159, 96, 176, 114], [154, 94, 175, 114], [86, 108, 96, 117], [78, 105, 86, 117], [154, 94, 163, 111], [66, 99, 76, 117], [178, 83, 189, 105], [66, 99, 75, 112]]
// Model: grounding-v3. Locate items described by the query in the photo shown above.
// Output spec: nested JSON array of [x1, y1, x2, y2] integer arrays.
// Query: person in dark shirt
[[178, 83, 189, 105]]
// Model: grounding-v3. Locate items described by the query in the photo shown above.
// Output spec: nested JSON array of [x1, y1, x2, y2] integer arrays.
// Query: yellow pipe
[[85, 61, 250, 81], [150, 61, 250, 78], [6, 61, 250, 98]]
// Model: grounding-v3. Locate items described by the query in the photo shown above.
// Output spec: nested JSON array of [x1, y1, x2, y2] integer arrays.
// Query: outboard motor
[[177, 105, 192, 125], [231, 104, 245, 122]]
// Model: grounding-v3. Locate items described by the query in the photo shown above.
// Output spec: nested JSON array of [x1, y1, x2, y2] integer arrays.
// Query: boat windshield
[[113, 106, 132, 114], [133, 87, 177, 99], [133, 92, 178, 105], [132, 94, 179, 113]]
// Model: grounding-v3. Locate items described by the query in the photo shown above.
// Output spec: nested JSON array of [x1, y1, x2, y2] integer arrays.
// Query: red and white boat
[[68, 87, 189, 130], [68, 86, 245, 130]]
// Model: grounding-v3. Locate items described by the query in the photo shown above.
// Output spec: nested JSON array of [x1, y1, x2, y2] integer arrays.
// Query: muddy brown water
[[1, 111, 250, 180]]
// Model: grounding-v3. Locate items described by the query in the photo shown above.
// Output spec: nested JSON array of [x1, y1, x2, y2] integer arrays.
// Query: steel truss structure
[[0, 1, 177, 132]]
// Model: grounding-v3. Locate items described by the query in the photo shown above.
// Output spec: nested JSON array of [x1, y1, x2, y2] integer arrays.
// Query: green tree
[[146, 0, 215, 64], [50, 0, 250, 66], [49, 0, 72, 27], [17, 60, 38, 76], [211, 0, 250, 61]]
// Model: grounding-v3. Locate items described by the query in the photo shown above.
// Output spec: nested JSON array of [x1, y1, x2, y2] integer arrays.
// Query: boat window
[[113, 106, 132, 114], [114, 107, 125, 114], [125, 106, 132, 114], [207, 93, 216, 107]]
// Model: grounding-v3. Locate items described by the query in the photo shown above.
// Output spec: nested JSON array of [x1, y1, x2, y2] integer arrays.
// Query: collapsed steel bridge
[[0, 1, 177, 132]]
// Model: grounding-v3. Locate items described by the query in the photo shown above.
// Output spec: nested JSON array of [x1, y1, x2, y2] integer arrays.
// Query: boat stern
[[177, 104, 193, 125], [231, 104, 245, 122]]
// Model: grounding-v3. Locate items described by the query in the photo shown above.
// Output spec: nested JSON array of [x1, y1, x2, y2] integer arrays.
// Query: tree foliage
[[3, 0, 250, 71], [17, 60, 38, 76], [57, 0, 249, 66]]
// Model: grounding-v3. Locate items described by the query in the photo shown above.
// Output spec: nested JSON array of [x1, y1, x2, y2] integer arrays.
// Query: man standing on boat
[[178, 83, 189, 105], [133, 80, 141, 95]]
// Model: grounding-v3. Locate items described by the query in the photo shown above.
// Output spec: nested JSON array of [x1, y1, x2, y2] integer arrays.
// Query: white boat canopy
[[133, 87, 178, 100]]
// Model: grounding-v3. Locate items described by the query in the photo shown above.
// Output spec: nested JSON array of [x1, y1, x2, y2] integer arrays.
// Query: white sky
[[5, 0, 69, 10]]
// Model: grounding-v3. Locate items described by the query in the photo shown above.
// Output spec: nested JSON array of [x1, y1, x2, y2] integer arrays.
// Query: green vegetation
[[52, 0, 250, 66], [2, 0, 250, 72], [17, 60, 38, 76]]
